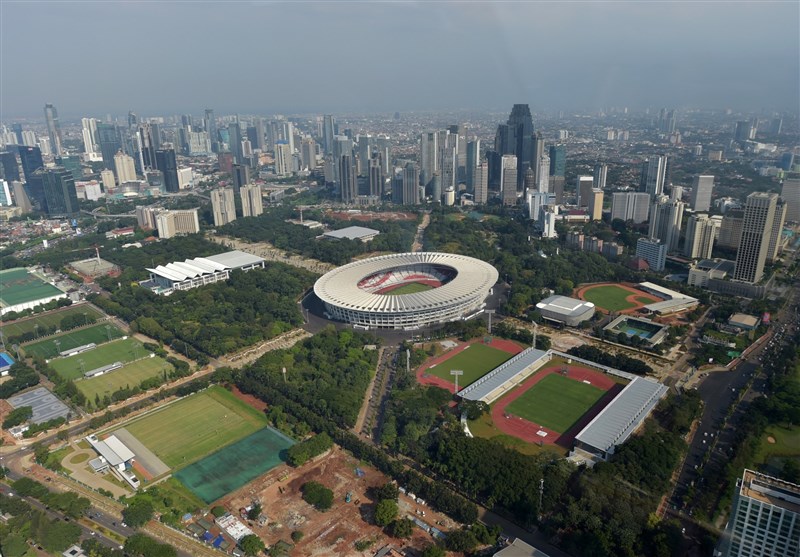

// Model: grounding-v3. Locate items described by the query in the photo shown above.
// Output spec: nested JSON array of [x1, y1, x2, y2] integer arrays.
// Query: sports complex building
[[535, 295, 595, 326], [141, 250, 266, 295], [459, 348, 668, 461], [314, 252, 498, 330]]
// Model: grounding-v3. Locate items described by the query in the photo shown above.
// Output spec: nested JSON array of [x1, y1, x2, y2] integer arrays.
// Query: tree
[[445, 529, 480, 552], [290, 530, 304, 542], [421, 544, 446, 557], [247, 503, 262, 521], [122, 498, 155, 528], [371, 482, 399, 502], [374, 499, 398, 527], [239, 534, 265, 556], [301, 481, 334, 511], [211, 505, 227, 517], [2, 405, 32, 428], [390, 518, 414, 539]]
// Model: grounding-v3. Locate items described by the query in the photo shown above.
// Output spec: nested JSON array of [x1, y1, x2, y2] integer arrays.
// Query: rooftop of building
[[535, 295, 595, 316], [740, 469, 800, 514], [322, 226, 380, 240]]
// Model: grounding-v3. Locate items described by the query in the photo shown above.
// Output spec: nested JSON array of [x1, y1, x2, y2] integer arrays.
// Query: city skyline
[[2, 1, 798, 118]]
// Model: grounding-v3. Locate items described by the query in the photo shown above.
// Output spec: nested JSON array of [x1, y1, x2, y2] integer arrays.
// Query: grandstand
[[357, 265, 456, 295], [637, 281, 699, 315]]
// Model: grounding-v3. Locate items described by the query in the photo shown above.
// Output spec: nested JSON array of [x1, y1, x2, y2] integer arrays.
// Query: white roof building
[[142, 250, 266, 295], [321, 226, 380, 242]]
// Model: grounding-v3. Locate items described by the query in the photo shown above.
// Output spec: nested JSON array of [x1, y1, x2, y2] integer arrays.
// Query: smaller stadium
[[0, 268, 67, 316], [536, 295, 595, 326], [416, 337, 524, 391], [461, 348, 667, 461], [574, 282, 660, 313], [604, 315, 669, 346]]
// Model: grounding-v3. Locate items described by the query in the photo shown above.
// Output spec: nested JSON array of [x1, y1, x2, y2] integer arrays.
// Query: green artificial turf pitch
[[49, 338, 144, 381], [121, 386, 269, 469], [581, 285, 639, 312], [0, 268, 64, 307], [384, 282, 434, 295], [23, 323, 124, 358], [77, 357, 172, 402], [0, 305, 104, 337], [426, 343, 515, 387], [505, 373, 606, 433]]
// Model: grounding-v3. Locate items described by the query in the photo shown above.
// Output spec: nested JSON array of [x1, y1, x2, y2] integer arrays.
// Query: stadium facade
[[535, 295, 595, 326], [314, 252, 498, 330]]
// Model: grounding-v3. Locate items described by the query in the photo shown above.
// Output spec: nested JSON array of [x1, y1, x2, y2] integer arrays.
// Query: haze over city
[[2, 1, 799, 117]]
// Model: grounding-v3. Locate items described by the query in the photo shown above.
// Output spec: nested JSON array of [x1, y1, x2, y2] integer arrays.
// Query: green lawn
[[50, 338, 144, 381], [121, 386, 268, 468], [425, 343, 516, 386], [385, 282, 434, 296], [0, 304, 104, 337], [467, 412, 566, 457], [23, 323, 124, 358], [505, 373, 606, 433], [582, 285, 638, 312], [77, 356, 172, 402]]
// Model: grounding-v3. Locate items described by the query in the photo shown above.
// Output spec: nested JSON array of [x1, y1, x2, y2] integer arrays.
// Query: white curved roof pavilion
[[314, 252, 498, 330]]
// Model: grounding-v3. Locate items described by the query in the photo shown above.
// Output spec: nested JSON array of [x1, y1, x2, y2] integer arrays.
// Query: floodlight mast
[[450, 369, 463, 395]]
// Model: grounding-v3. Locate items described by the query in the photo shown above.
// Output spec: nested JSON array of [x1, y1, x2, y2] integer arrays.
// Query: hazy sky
[[2, 1, 798, 118]]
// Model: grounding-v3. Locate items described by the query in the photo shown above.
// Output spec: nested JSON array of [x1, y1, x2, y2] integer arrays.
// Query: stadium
[[313, 252, 498, 330]]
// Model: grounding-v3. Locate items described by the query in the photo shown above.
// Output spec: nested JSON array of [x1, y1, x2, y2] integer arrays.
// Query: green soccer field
[[23, 323, 124, 359], [505, 373, 607, 433], [581, 285, 638, 312], [121, 386, 269, 469], [0, 268, 64, 307], [385, 282, 434, 296], [49, 338, 144, 381], [426, 343, 516, 386], [1, 305, 105, 338], [77, 357, 172, 403]]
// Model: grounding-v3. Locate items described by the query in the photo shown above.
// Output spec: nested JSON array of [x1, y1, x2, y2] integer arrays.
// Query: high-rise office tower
[[611, 192, 651, 223], [401, 163, 419, 205], [690, 175, 715, 212], [211, 187, 236, 226], [531, 132, 545, 180], [228, 122, 243, 164], [733, 192, 779, 283], [376, 136, 391, 175], [781, 178, 800, 222], [770, 118, 783, 135], [38, 137, 52, 157], [17, 145, 44, 182], [474, 163, 488, 205], [357, 135, 372, 176], [498, 104, 535, 189], [322, 115, 335, 155], [420, 131, 439, 187], [466, 139, 480, 190], [254, 118, 266, 151], [537, 154, 550, 193], [734, 120, 756, 142], [231, 164, 250, 194], [128, 111, 139, 129], [43, 103, 64, 156], [767, 200, 787, 262], [684, 213, 719, 259], [240, 184, 263, 218], [300, 138, 317, 170], [81, 118, 99, 156], [588, 189, 604, 221], [0, 151, 20, 182], [636, 238, 667, 271], [40, 167, 79, 217], [217, 152, 234, 175], [12, 181, 32, 212], [642, 155, 668, 198], [593, 163, 608, 190], [96, 123, 121, 171], [136, 124, 157, 170], [0, 180, 11, 206], [332, 136, 353, 185], [275, 142, 293, 176], [649, 195, 685, 252], [501, 155, 518, 206], [576, 176, 593, 208], [155, 148, 179, 193], [204, 109, 217, 151], [114, 151, 137, 183], [339, 154, 357, 203], [11, 123, 23, 145], [523, 167, 535, 192], [718, 210, 745, 248], [549, 145, 566, 177], [55, 155, 82, 181], [657, 108, 677, 133], [438, 144, 456, 200], [368, 155, 384, 197], [100, 169, 115, 192], [717, 469, 799, 557]]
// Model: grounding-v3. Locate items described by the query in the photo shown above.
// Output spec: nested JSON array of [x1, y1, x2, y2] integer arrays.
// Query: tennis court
[[23, 323, 123, 358], [50, 338, 143, 380], [0, 304, 105, 337], [175, 427, 295, 503], [0, 268, 64, 308]]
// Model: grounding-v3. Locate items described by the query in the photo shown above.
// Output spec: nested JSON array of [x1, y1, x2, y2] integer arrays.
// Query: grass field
[[22, 323, 124, 358], [77, 357, 172, 402], [0, 304, 105, 337], [581, 285, 639, 312], [505, 373, 606, 433], [121, 386, 269, 469], [50, 338, 143, 381], [425, 343, 515, 386], [0, 268, 64, 306], [385, 282, 434, 296], [467, 412, 566, 457]]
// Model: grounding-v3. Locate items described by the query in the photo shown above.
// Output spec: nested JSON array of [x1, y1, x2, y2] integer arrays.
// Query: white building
[[114, 151, 136, 183], [636, 237, 667, 271], [684, 213, 719, 259], [155, 208, 200, 239], [275, 142, 293, 176], [177, 167, 194, 190], [240, 184, 263, 218], [690, 175, 715, 212], [143, 250, 266, 295], [611, 192, 650, 223], [211, 187, 236, 226], [100, 169, 115, 192]]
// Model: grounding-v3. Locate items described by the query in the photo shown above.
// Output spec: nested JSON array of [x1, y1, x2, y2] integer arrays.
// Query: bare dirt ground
[[217, 448, 451, 556], [326, 210, 416, 222]]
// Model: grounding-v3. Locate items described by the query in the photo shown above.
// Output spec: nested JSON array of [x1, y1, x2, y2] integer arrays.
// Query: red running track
[[491, 365, 624, 447], [416, 337, 524, 392]]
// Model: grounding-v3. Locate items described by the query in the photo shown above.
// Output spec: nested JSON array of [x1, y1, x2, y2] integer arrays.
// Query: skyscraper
[[40, 167, 80, 217], [684, 213, 719, 259], [576, 176, 593, 208], [231, 164, 250, 194], [114, 151, 137, 183], [96, 123, 122, 171], [642, 155, 668, 198], [648, 195, 685, 252], [43, 103, 64, 156], [767, 200, 787, 262], [211, 187, 237, 226], [501, 155, 518, 206], [593, 163, 608, 190], [0, 151, 20, 182], [204, 109, 217, 151], [537, 154, 550, 193], [473, 162, 488, 205], [548, 145, 566, 177], [401, 163, 420, 206], [228, 122, 243, 164], [300, 138, 317, 170], [466, 139, 480, 190], [717, 469, 799, 557], [81, 118, 99, 156], [690, 175, 715, 212], [17, 145, 44, 182], [734, 120, 756, 142], [438, 143, 456, 200], [12, 180, 32, 212], [636, 238, 667, 271], [781, 178, 800, 222], [733, 192, 779, 284], [588, 189, 604, 221], [339, 154, 357, 204], [137, 124, 158, 170], [420, 131, 439, 188], [155, 148, 179, 193], [368, 155, 384, 197], [240, 184, 263, 218], [499, 104, 535, 189], [611, 192, 650, 223], [322, 114, 336, 155], [275, 142, 293, 176]]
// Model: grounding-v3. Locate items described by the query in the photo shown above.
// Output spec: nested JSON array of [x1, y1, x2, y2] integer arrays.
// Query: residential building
[[100, 169, 115, 193], [211, 187, 236, 226], [642, 155, 668, 197], [733, 192, 778, 283], [717, 469, 799, 557], [501, 155, 518, 206], [368, 155, 384, 197], [114, 151, 136, 184], [636, 238, 668, 271], [275, 142, 293, 176], [649, 195, 685, 252], [718, 210, 745, 248], [240, 184, 263, 218], [593, 163, 608, 189], [401, 163, 419, 205], [690, 175, 715, 212], [684, 213, 719, 259], [300, 138, 317, 170], [588, 189, 604, 221], [767, 200, 787, 261], [155, 208, 200, 239], [781, 178, 800, 222], [474, 163, 488, 205], [576, 176, 593, 208]]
